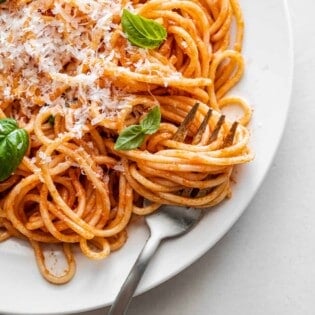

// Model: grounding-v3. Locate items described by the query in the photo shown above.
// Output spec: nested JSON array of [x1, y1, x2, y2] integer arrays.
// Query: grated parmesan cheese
[[0, 0, 130, 135], [113, 161, 125, 172], [38, 151, 52, 164], [0, 0, 177, 138]]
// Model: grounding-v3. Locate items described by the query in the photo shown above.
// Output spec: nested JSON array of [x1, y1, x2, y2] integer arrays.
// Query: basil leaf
[[122, 9, 167, 49], [115, 106, 161, 150], [114, 125, 145, 151], [0, 0, 6, 3], [0, 118, 19, 141], [0, 118, 29, 181], [140, 106, 161, 134]]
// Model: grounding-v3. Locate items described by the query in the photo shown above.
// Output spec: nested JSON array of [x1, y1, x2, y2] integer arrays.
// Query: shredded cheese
[[0, 0, 191, 138], [0, 0, 135, 136]]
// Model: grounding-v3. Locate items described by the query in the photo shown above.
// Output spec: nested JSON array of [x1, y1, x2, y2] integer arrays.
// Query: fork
[[108, 103, 237, 315], [107, 203, 202, 315]]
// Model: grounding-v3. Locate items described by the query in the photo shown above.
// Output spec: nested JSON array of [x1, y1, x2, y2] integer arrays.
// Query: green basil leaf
[[114, 125, 145, 151], [115, 106, 161, 150], [0, 0, 6, 3], [0, 118, 18, 141], [0, 119, 29, 182], [140, 106, 161, 135], [121, 9, 167, 49]]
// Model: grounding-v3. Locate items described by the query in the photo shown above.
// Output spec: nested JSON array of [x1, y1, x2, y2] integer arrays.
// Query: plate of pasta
[[0, 0, 292, 314]]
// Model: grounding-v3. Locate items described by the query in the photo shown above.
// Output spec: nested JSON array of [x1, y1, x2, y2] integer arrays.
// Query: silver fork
[[108, 104, 237, 315], [107, 204, 202, 315]]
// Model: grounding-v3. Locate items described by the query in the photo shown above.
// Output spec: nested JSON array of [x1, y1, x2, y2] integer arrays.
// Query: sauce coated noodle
[[0, 0, 252, 284]]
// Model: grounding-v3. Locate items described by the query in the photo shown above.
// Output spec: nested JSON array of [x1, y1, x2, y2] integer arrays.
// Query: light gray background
[[82, 1, 315, 314]]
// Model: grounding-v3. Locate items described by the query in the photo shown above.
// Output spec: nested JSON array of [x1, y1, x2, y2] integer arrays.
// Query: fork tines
[[172, 103, 238, 147], [223, 121, 238, 147], [172, 103, 200, 142]]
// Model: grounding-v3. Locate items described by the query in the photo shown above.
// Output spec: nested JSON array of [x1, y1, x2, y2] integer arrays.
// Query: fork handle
[[108, 234, 161, 315]]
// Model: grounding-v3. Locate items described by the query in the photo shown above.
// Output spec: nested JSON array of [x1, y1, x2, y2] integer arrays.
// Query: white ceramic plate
[[0, 1, 293, 314]]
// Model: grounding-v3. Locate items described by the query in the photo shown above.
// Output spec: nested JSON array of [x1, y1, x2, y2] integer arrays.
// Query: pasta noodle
[[0, 0, 253, 284]]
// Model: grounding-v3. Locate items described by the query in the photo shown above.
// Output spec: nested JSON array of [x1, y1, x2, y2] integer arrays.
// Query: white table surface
[[80, 1, 315, 314]]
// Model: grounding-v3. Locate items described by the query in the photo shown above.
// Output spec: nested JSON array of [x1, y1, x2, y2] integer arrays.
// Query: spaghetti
[[0, 0, 253, 284]]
